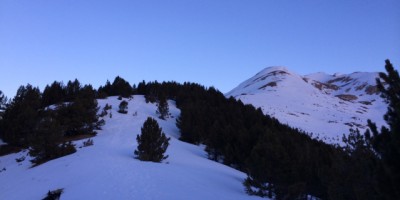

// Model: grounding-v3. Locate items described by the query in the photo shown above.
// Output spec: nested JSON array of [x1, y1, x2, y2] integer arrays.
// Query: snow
[[0, 96, 264, 200], [227, 67, 387, 144], [305, 72, 334, 83]]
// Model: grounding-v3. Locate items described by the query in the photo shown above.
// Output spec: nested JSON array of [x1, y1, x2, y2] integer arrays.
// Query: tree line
[[0, 79, 104, 164]]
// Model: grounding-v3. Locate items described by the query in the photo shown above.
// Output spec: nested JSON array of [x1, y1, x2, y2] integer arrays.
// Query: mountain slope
[[0, 96, 263, 200], [226, 67, 387, 143]]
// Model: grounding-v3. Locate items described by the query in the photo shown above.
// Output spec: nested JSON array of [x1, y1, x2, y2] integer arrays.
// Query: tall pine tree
[[56, 83, 101, 137], [1, 85, 41, 146], [134, 117, 170, 162], [156, 95, 169, 120], [366, 59, 400, 199], [42, 81, 66, 107], [0, 90, 6, 125], [29, 111, 76, 165], [65, 79, 81, 102], [118, 100, 128, 114], [0, 90, 7, 112], [112, 76, 133, 98]]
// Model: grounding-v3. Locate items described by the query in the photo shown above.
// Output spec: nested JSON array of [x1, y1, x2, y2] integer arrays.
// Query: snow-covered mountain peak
[[227, 66, 307, 97], [256, 66, 290, 75], [227, 67, 387, 143]]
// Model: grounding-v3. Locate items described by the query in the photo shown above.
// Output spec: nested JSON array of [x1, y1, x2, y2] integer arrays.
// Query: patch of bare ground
[[327, 76, 353, 84], [312, 81, 339, 91], [259, 82, 277, 90], [335, 94, 358, 101], [359, 101, 372, 105], [365, 85, 379, 95]]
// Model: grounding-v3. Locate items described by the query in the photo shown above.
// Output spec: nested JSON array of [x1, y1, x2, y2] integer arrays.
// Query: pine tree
[[0, 90, 7, 112], [1, 85, 41, 146], [65, 79, 81, 102], [0, 90, 6, 123], [42, 81, 66, 107], [341, 129, 380, 199], [109, 76, 133, 98], [156, 95, 169, 120], [29, 112, 76, 165], [134, 117, 170, 162], [97, 80, 112, 98], [365, 59, 400, 199], [56, 83, 101, 137], [137, 80, 147, 95], [76, 85, 101, 133], [0, 90, 6, 140], [118, 100, 128, 114]]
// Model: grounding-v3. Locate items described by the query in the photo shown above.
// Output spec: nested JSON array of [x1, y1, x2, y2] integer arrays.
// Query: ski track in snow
[[0, 96, 264, 200]]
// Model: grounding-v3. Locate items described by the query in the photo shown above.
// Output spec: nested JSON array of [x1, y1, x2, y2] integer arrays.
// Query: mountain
[[226, 66, 387, 143], [0, 96, 264, 200]]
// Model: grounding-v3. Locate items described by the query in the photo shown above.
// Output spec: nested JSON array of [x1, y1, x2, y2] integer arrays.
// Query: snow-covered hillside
[[0, 96, 263, 200], [226, 67, 387, 143]]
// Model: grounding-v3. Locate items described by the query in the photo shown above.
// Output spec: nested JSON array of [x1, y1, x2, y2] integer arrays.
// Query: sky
[[0, 0, 399, 98]]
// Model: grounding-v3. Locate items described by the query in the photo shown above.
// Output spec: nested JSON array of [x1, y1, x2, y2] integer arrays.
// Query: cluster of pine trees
[[135, 60, 399, 200], [0, 79, 103, 164], [98, 76, 135, 98], [0, 76, 139, 164]]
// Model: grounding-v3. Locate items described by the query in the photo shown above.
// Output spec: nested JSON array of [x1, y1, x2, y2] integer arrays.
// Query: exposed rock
[[365, 85, 379, 95], [259, 82, 277, 89], [327, 76, 353, 84], [359, 101, 372, 105], [311, 81, 339, 91], [355, 83, 368, 91], [335, 94, 358, 101]]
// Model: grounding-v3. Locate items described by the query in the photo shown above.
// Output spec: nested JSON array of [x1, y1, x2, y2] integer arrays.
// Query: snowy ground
[[227, 67, 387, 143], [0, 96, 264, 200]]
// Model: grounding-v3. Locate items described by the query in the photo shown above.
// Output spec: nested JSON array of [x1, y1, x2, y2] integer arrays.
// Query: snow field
[[0, 96, 264, 200]]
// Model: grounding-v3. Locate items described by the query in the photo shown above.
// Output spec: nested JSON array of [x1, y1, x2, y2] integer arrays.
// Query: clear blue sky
[[1, 0, 399, 97]]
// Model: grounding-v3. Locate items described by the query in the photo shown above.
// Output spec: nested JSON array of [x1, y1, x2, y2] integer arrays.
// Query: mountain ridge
[[226, 66, 387, 143]]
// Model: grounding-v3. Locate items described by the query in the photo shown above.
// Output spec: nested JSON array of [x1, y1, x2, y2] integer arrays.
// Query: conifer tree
[[156, 95, 169, 120], [56, 83, 101, 137], [1, 85, 41, 146], [65, 79, 81, 102], [0, 90, 6, 123], [134, 117, 170, 162], [118, 100, 128, 114], [42, 81, 66, 107], [0, 90, 7, 112], [137, 80, 147, 95], [97, 80, 112, 97], [29, 112, 76, 165], [76, 85, 101, 132], [104, 76, 133, 98], [365, 59, 400, 199], [0, 90, 7, 139]]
